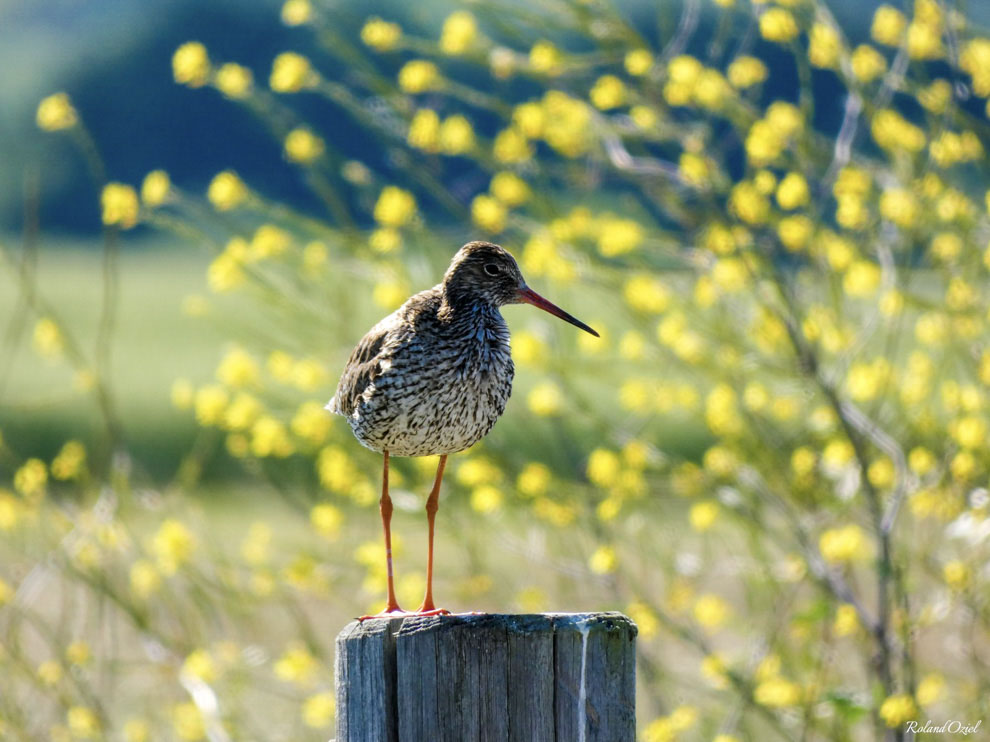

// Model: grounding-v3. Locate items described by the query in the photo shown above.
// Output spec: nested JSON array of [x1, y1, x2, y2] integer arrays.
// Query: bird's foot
[[357, 604, 409, 621], [413, 605, 451, 617]]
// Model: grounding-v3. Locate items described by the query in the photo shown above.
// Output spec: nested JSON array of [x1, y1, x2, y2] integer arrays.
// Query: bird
[[327, 240, 598, 617]]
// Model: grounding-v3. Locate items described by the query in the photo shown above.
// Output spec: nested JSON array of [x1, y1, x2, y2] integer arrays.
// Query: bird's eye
[[483, 263, 500, 276]]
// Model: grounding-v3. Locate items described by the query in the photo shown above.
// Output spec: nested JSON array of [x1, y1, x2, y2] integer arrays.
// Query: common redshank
[[327, 241, 598, 616]]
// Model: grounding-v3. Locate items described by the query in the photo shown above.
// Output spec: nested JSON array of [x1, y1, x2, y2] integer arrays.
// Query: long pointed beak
[[516, 287, 600, 337]]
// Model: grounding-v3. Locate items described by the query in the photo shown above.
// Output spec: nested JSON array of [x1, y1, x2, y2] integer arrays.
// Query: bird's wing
[[327, 316, 394, 417]]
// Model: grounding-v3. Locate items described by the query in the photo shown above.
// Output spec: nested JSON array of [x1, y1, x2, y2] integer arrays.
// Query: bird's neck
[[438, 288, 504, 334]]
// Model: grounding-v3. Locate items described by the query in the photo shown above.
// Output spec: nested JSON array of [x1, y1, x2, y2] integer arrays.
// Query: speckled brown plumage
[[328, 240, 597, 617], [328, 242, 516, 456]]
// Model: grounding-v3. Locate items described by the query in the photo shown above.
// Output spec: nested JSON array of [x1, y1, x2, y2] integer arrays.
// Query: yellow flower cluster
[[759, 8, 799, 43], [284, 127, 325, 164], [871, 109, 925, 153], [408, 110, 475, 155], [727, 56, 767, 88], [281, 0, 312, 26], [270, 52, 316, 93], [851, 45, 887, 83], [439, 11, 477, 55], [101, 183, 140, 229], [152, 519, 195, 575], [141, 170, 171, 206], [808, 23, 842, 69], [373, 186, 417, 227], [398, 60, 441, 94], [207, 170, 249, 211], [36, 92, 78, 131], [214, 63, 253, 99], [744, 101, 802, 166], [590, 75, 626, 110], [361, 17, 401, 52], [960, 39, 990, 96], [172, 42, 210, 87], [819, 524, 869, 564], [663, 55, 732, 111]]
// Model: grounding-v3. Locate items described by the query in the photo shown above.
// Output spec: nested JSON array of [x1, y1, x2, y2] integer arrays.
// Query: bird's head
[[442, 241, 599, 336]]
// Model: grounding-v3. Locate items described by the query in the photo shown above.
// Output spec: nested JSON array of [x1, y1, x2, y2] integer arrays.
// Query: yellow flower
[[727, 56, 768, 88], [38, 659, 62, 685], [907, 20, 943, 60], [961, 39, 990, 96], [471, 194, 507, 233], [140, 170, 171, 206], [528, 382, 563, 416], [291, 401, 331, 445], [624, 49, 653, 76], [251, 416, 293, 457], [153, 519, 196, 574], [493, 127, 533, 163], [517, 462, 551, 497], [808, 23, 842, 69], [678, 152, 710, 188], [172, 702, 205, 741], [281, 0, 312, 26], [879, 694, 917, 727], [207, 170, 248, 211], [916, 673, 944, 706], [590, 75, 626, 110], [129, 559, 161, 598], [407, 109, 440, 152], [777, 215, 813, 251], [623, 274, 669, 314], [776, 172, 809, 210], [490, 172, 530, 206], [216, 346, 260, 388], [834, 603, 859, 636], [33, 317, 63, 359], [843, 260, 881, 296], [438, 115, 475, 155], [529, 40, 562, 75], [67, 707, 99, 739], [398, 60, 440, 93], [819, 524, 869, 564], [240, 522, 272, 565], [693, 593, 730, 628], [101, 183, 140, 229], [588, 546, 617, 574], [270, 52, 315, 93], [471, 485, 503, 514], [871, 5, 906, 46], [172, 42, 210, 87], [51, 440, 86, 480], [373, 280, 407, 310], [182, 648, 217, 682], [540, 90, 592, 157], [879, 187, 917, 228], [303, 692, 335, 728], [36, 92, 78, 131], [629, 105, 658, 130], [373, 186, 416, 227], [872, 110, 925, 153], [729, 181, 769, 225], [439, 10, 477, 55], [123, 719, 150, 742], [587, 448, 620, 488], [214, 62, 253, 99], [759, 8, 799, 43], [284, 127, 325, 164], [943, 560, 968, 589], [310, 503, 343, 539], [303, 240, 328, 272], [361, 17, 401, 52], [851, 45, 887, 82], [275, 642, 318, 687], [597, 217, 644, 256], [755, 677, 801, 707], [689, 501, 718, 532], [14, 458, 47, 500]]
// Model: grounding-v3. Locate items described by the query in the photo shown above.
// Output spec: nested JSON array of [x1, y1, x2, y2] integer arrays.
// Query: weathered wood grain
[[335, 612, 636, 742]]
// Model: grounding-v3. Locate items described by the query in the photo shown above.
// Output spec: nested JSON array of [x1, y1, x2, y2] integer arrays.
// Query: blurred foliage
[[4, 0, 990, 740]]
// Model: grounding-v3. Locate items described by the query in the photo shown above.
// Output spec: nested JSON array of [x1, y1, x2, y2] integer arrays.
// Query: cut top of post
[[335, 612, 637, 742]]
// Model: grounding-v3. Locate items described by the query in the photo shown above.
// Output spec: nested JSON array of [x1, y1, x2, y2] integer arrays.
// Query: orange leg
[[361, 451, 404, 619], [417, 454, 449, 615]]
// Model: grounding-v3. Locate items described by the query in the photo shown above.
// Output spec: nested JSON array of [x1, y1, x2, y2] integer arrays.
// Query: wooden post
[[334, 612, 636, 742]]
